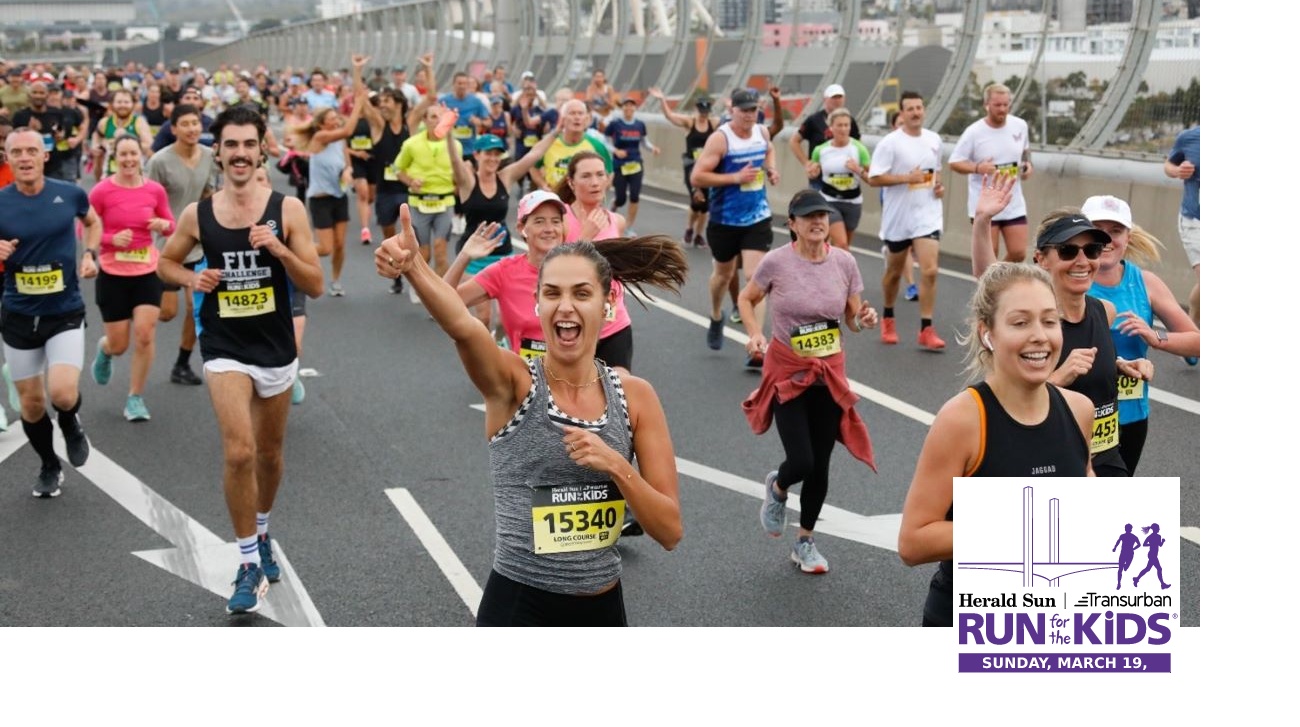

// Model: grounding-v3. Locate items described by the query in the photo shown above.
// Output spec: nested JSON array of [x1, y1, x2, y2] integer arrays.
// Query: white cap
[[1081, 195, 1133, 229], [521, 70, 535, 79], [179, 61, 191, 68], [823, 83, 846, 98]]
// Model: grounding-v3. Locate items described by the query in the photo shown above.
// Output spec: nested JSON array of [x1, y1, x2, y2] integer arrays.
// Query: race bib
[[42, 134, 55, 152], [531, 481, 625, 554], [995, 162, 1022, 178], [217, 286, 276, 318], [349, 136, 373, 150], [827, 173, 856, 191], [56, 138, 71, 152], [790, 319, 841, 358], [519, 338, 547, 361], [620, 161, 642, 176], [523, 134, 539, 148], [411, 194, 453, 215], [1090, 402, 1119, 454], [384, 165, 399, 182], [115, 247, 152, 264], [691, 148, 702, 160], [740, 169, 765, 192], [106, 157, 118, 174], [907, 168, 935, 190], [15, 265, 65, 295], [1117, 374, 1146, 401], [453, 125, 473, 139]]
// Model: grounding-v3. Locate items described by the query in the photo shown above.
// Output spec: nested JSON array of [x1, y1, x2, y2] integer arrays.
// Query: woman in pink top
[[555, 151, 635, 369], [87, 134, 174, 421]]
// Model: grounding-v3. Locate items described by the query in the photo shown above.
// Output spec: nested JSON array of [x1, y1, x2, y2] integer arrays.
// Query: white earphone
[[534, 304, 540, 317], [982, 331, 994, 352], [604, 302, 614, 321]]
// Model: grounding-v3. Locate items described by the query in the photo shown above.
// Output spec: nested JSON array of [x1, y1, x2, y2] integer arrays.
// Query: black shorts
[[1, 307, 85, 350], [351, 157, 382, 186], [613, 168, 643, 207], [595, 325, 634, 371], [375, 190, 407, 228], [161, 260, 198, 292], [95, 270, 164, 322], [683, 162, 709, 213], [475, 569, 627, 627], [883, 230, 941, 254], [309, 195, 350, 229], [707, 219, 773, 263], [968, 215, 1028, 228]]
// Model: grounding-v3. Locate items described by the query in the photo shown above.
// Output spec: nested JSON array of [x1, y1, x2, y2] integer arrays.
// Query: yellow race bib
[[1117, 375, 1146, 401], [519, 338, 547, 361], [790, 319, 841, 358], [827, 173, 856, 191], [115, 247, 152, 264], [740, 169, 765, 192], [15, 265, 65, 295], [691, 149, 702, 160], [620, 161, 642, 176], [349, 136, 373, 150], [1090, 402, 1119, 454], [217, 286, 276, 318], [384, 165, 399, 182], [523, 134, 539, 148], [995, 162, 1022, 178], [907, 168, 935, 190], [410, 194, 454, 215], [453, 125, 473, 139], [532, 482, 625, 554]]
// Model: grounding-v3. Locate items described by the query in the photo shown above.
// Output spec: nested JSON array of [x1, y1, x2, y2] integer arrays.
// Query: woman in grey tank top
[[376, 216, 688, 626]]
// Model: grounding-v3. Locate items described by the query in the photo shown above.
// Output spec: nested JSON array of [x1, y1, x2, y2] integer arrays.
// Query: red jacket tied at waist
[[741, 338, 876, 472]]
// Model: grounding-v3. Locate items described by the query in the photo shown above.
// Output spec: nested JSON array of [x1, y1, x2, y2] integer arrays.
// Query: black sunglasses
[[1047, 242, 1106, 261]]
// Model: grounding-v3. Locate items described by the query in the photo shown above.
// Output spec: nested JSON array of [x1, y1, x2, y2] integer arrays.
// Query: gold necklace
[[543, 358, 604, 389]]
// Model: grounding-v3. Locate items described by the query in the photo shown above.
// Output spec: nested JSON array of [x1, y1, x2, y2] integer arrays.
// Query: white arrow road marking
[[0, 428, 326, 626], [1180, 526, 1200, 545], [386, 487, 482, 617]]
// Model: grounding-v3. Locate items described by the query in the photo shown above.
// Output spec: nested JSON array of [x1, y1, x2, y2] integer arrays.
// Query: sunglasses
[[1047, 242, 1106, 261]]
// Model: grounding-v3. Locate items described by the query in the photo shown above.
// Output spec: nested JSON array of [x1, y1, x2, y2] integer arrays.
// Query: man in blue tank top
[[157, 106, 324, 617], [690, 88, 780, 368]]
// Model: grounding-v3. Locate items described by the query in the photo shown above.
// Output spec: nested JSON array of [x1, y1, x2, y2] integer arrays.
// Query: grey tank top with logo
[[488, 358, 633, 595]]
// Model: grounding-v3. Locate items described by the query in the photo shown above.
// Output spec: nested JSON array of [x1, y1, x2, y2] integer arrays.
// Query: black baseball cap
[[787, 189, 835, 218], [694, 97, 712, 110], [730, 88, 759, 110], [1036, 215, 1111, 249]]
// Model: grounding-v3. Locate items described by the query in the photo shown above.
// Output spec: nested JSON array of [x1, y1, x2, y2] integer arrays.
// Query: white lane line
[[385, 487, 482, 617], [1181, 526, 1200, 545], [634, 193, 1199, 417]]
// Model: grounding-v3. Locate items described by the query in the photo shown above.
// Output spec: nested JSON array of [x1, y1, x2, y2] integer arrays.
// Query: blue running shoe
[[707, 317, 724, 350], [258, 535, 282, 582], [760, 470, 786, 537], [124, 395, 151, 422], [905, 283, 919, 301], [791, 537, 829, 574], [3, 362, 19, 413], [291, 376, 305, 405], [92, 342, 113, 386], [226, 563, 268, 614]]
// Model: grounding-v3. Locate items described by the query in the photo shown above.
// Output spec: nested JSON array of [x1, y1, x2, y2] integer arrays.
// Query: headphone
[[982, 331, 994, 352]]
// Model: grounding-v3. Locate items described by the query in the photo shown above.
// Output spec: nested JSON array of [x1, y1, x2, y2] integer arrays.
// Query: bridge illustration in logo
[[957, 485, 1114, 587]]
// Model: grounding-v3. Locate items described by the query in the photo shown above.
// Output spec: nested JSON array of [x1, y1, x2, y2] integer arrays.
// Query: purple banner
[[959, 653, 1171, 673]]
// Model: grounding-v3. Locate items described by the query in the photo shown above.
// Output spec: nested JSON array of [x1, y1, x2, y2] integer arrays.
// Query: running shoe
[[329, 281, 346, 297], [389, 277, 404, 295], [745, 350, 764, 371], [3, 362, 19, 412], [694, 232, 707, 249], [360, 228, 372, 245], [621, 509, 644, 537], [409, 285, 421, 305], [63, 422, 89, 468], [880, 317, 898, 345], [170, 363, 202, 386], [905, 283, 918, 301], [34, 466, 63, 498], [918, 325, 947, 351], [1184, 356, 1198, 367], [123, 395, 151, 422], [706, 317, 724, 350], [258, 535, 282, 582], [683, 228, 693, 246], [226, 563, 268, 615], [729, 306, 742, 324], [760, 470, 786, 537], [291, 376, 305, 405], [790, 538, 829, 574], [92, 343, 113, 385]]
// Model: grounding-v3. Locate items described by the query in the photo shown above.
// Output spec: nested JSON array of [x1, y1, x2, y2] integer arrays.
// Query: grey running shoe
[[34, 466, 64, 498], [760, 470, 786, 537], [329, 281, 345, 297], [63, 422, 90, 467], [707, 317, 724, 350], [791, 537, 829, 574]]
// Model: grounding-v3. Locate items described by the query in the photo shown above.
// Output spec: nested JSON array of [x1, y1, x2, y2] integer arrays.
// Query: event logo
[[953, 478, 1179, 673]]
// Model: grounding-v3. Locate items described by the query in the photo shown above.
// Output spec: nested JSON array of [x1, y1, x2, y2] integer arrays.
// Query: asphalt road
[[0, 178, 1200, 627]]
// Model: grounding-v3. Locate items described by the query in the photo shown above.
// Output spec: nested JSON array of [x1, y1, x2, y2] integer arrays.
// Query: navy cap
[[788, 189, 834, 218], [1036, 215, 1111, 249]]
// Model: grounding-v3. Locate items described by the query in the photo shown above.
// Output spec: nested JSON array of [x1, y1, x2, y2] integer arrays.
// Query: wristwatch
[[1155, 329, 1168, 344]]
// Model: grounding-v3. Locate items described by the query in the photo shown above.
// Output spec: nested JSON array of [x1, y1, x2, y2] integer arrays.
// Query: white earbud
[[982, 331, 994, 352], [604, 302, 614, 321], [534, 304, 540, 317]]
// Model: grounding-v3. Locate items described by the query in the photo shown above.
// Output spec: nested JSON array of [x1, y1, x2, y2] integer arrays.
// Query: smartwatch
[[1155, 329, 1168, 344]]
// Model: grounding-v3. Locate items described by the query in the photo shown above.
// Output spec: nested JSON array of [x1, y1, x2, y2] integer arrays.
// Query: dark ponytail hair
[[553, 150, 605, 206], [538, 237, 688, 306]]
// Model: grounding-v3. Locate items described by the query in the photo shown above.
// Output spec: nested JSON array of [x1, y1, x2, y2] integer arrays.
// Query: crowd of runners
[[0, 54, 1199, 625]]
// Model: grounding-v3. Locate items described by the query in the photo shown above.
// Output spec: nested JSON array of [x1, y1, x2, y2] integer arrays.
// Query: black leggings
[[476, 570, 627, 627], [614, 170, 643, 208], [773, 385, 841, 532], [1118, 417, 1149, 476]]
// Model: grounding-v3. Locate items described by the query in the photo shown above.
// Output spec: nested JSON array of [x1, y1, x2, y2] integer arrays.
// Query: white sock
[[256, 512, 270, 537], [237, 535, 259, 566]]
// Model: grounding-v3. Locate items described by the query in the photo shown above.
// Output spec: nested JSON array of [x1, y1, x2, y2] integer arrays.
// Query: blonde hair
[[961, 263, 1056, 383], [1123, 226, 1165, 266], [984, 83, 1012, 103], [827, 107, 854, 125]]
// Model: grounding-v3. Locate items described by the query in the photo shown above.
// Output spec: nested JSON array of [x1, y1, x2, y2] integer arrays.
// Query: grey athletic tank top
[[487, 358, 633, 595]]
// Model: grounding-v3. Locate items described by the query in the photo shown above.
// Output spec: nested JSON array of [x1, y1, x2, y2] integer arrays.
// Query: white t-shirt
[[868, 128, 945, 242], [950, 115, 1030, 220]]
